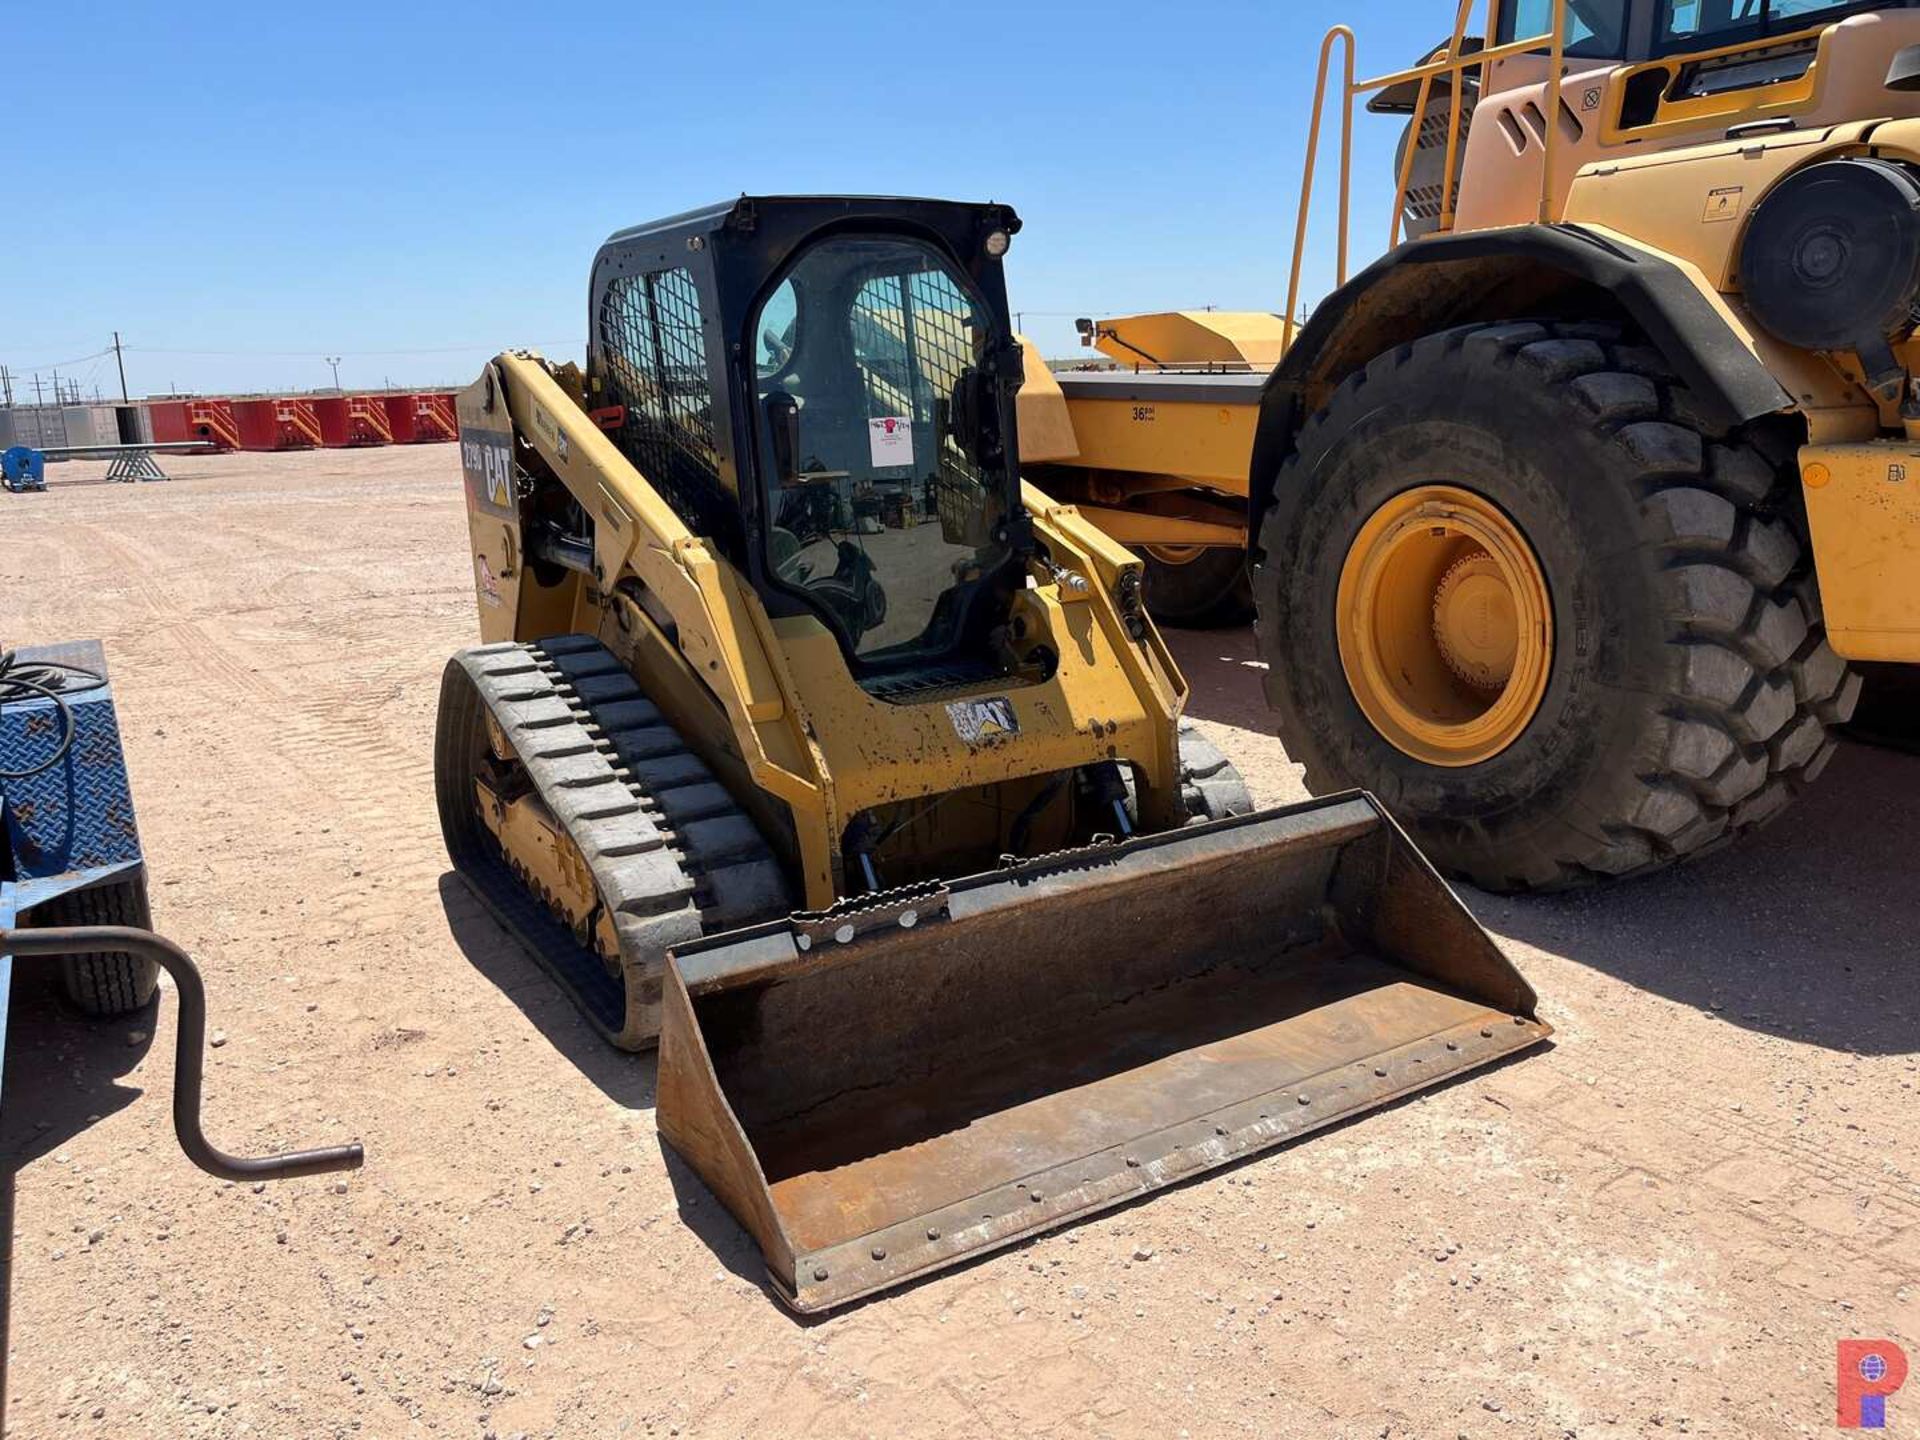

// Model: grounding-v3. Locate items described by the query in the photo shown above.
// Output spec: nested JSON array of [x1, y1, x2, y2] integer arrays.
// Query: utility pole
[[31, 374, 45, 407], [112, 331, 129, 403], [325, 356, 342, 391], [0, 365, 11, 407]]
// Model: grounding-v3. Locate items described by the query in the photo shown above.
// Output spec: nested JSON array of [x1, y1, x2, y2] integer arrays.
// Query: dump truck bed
[[1046, 369, 1268, 500], [1053, 369, 1271, 406]]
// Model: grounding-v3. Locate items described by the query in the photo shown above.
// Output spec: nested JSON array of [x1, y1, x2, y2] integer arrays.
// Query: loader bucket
[[658, 794, 1549, 1312]]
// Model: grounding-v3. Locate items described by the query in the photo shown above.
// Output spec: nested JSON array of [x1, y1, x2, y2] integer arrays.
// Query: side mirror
[[1890, 43, 1920, 91], [947, 368, 1001, 467], [765, 391, 801, 487]]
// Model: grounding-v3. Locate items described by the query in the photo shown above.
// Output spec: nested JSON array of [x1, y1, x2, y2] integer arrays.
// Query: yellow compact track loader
[[435, 196, 1548, 1310]]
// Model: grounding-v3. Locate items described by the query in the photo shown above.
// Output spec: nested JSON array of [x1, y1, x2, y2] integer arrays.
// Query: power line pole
[[112, 330, 129, 403], [0, 365, 11, 407], [325, 356, 342, 391], [31, 374, 45, 407]]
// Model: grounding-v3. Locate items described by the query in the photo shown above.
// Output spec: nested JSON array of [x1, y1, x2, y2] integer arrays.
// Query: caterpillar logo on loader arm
[[435, 196, 1550, 1310]]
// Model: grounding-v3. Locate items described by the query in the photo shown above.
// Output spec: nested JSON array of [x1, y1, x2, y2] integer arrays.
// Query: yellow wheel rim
[[1143, 544, 1207, 566], [1336, 486, 1552, 768]]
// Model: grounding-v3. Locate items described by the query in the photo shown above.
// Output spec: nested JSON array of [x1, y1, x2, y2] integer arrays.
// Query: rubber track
[[1176, 719, 1255, 822], [439, 635, 789, 1050]]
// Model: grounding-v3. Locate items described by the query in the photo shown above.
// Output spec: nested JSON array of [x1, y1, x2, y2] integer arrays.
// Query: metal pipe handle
[[0, 926, 364, 1181]]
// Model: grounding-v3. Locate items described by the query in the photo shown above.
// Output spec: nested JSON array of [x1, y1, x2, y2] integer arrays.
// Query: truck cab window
[[1497, 0, 1629, 57]]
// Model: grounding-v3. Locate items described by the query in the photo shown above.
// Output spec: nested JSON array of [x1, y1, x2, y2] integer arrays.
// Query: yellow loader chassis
[[1799, 445, 1920, 663]]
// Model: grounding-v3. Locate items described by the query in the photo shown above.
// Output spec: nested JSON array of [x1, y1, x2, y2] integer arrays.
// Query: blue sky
[[3, 0, 1450, 400]]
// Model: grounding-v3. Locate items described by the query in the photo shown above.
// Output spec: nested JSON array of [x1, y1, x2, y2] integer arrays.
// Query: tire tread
[[34, 877, 159, 1017], [1253, 318, 1854, 892]]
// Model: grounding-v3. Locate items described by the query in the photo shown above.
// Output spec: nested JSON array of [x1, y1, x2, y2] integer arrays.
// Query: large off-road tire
[[34, 875, 160, 1017], [1142, 547, 1254, 628], [1254, 319, 1861, 892]]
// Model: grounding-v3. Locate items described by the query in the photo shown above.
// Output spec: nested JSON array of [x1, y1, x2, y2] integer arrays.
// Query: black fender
[[1248, 224, 1795, 558]]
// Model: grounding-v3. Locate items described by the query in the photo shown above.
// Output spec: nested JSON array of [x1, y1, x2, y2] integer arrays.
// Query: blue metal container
[[1, 446, 47, 492], [0, 640, 145, 917]]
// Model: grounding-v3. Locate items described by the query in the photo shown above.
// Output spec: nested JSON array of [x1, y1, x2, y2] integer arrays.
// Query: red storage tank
[[313, 396, 394, 447], [383, 392, 458, 443], [233, 397, 323, 451], [146, 398, 240, 451]]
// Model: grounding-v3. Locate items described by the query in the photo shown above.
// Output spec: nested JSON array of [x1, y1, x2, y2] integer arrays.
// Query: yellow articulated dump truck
[[436, 196, 1549, 1310], [1042, 1, 1920, 892], [1017, 311, 1291, 625]]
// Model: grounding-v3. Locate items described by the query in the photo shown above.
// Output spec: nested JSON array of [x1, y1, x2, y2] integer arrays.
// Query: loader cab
[[1491, 0, 1915, 60], [1380, 0, 1920, 235], [588, 197, 1031, 697], [1494, 0, 1628, 57], [749, 230, 1023, 673]]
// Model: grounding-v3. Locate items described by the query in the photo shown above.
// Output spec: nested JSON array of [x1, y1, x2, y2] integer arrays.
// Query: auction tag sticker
[[947, 696, 1019, 746], [476, 554, 503, 607], [869, 416, 914, 468]]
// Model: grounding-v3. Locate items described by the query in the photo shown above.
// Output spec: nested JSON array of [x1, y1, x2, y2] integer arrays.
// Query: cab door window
[[750, 236, 1010, 668]]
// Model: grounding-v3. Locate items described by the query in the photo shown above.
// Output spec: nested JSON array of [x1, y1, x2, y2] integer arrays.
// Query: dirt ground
[[3, 447, 1916, 1440]]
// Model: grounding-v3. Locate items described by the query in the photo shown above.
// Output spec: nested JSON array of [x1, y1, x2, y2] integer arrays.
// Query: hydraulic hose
[[0, 650, 104, 781]]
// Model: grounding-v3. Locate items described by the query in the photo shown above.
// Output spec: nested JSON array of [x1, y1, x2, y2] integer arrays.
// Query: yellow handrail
[[1436, 0, 1478, 232], [1286, 0, 1569, 330], [1538, 0, 1568, 224], [1285, 25, 1355, 351]]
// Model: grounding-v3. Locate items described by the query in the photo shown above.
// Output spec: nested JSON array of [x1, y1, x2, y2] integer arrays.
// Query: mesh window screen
[[597, 267, 725, 528], [850, 267, 985, 492]]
